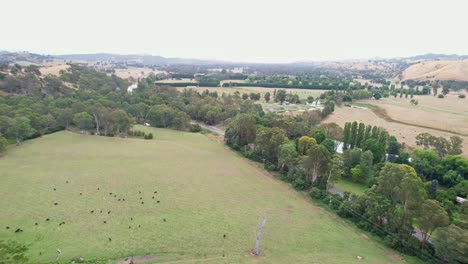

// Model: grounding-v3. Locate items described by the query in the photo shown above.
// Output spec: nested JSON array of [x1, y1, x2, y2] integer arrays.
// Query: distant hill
[[405, 53, 468, 61], [0, 52, 52, 64], [402, 59, 468, 82], [56, 53, 229, 65]]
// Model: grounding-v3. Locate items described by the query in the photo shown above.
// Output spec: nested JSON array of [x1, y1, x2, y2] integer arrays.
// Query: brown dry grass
[[113, 67, 166, 79], [40, 61, 70, 76], [402, 59, 468, 81]]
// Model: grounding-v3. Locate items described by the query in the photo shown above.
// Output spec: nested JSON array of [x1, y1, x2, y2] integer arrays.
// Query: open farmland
[[113, 67, 167, 79], [0, 126, 407, 263], [402, 59, 468, 82], [323, 93, 468, 155], [362, 91, 468, 135], [175, 86, 327, 101]]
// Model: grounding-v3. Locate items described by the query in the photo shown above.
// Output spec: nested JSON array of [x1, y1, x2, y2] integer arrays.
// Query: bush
[[190, 124, 202, 133], [330, 194, 343, 210], [337, 200, 354, 218], [293, 177, 307, 190], [309, 187, 324, 199], [144, 133, 153, 140], [438, 94, 444, 98], [459, 94, 466, 98]]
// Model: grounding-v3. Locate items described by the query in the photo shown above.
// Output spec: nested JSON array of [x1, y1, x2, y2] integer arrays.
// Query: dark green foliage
[[313, 129, 326, 144], [321, 101, 335, 118], [320, 138, 335, 154], [434, 225, 468, 263], [224, 114, 257, 150], [0, 134, 8, 154], [387, 136, 401, 155], [147, 105, 190, 131], [190, 124, 202, 133]]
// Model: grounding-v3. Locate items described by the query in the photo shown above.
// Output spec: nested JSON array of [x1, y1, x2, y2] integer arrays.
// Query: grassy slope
[[0, 127, 404, 263]]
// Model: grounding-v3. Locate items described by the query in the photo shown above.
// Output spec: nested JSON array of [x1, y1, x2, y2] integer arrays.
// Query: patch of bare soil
[[116, 255, 159, 264], [205, 134, 224, 143]]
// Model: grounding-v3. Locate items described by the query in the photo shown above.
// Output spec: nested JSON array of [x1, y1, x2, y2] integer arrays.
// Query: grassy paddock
[[0, 126, 404, 263], [335, 178, 369, 195]]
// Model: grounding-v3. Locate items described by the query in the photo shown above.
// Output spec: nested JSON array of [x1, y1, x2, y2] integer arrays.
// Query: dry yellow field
[[323, 92, 468, 155], [40, 61, 70, 76], [155, 78, 197, 83], [113, 67, 166, 79], [402, 59, 468, 81]]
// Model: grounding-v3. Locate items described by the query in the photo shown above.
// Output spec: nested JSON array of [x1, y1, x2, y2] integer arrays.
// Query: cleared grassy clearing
[[0, 127, 406, 263], [335, 178, 368, 196]]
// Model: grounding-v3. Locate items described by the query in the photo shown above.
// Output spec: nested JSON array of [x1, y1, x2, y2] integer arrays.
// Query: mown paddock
[[0, 126, 406, 263]]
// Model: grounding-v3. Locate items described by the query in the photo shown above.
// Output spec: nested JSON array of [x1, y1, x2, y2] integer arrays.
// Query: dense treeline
[[0, 64, 261, 147]]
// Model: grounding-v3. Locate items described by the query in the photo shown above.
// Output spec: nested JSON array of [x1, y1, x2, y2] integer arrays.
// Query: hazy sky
[[2, 0, 467, 63]]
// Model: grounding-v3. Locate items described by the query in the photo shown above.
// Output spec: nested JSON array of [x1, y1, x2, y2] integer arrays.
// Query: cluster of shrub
[[127, 130, 153, 140]]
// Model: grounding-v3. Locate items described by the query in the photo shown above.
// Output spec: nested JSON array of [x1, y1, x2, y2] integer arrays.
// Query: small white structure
[[334, 140, 344, 154], [456, 196, 467, 204], [144, 122, 151, 127], [127, 83, 138, 93]]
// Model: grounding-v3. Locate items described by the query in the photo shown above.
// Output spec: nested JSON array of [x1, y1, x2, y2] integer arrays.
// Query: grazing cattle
[[103, 221, 107, 224], [118, 199, 121, 201], [157, 201, 160, 203], [223, 234, 226, 238], [141, 202, 144, 204], [90, 210, 94, 213], [46, 218, 50, 221], [35, 223, 38, 226], [54, 202, 58, 206], [139, 191, 141, 194], [152, 197, 154, 199], [100, 210, 103, 213], [130, 217, 133, 221], [97, 187, 100, 190], [122, 199, 125, 201], [154, 191, 157, 194], [108, 211, 111, 214], [163, 219, 166, 222], [139, 197, 142, 200], [138, 225, 141, 228], [129, 226, 131, 229], [109, 193, 112, 195], [79, 193, 82, 196], [66, 181, 69, 183], [54, 188, 56, 191], [6, 226, 9, 229], [108, 237, 112, 242], [15, 228, 23, 233]]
